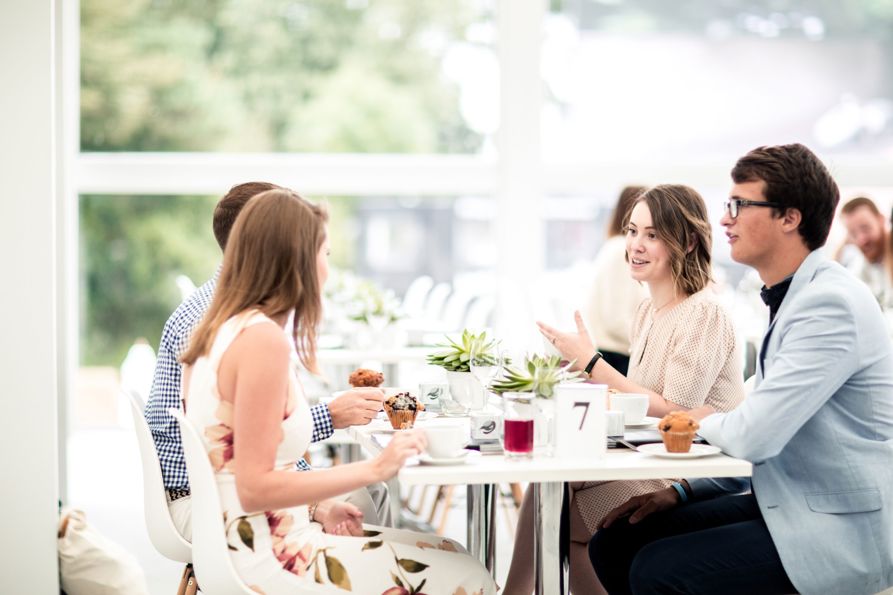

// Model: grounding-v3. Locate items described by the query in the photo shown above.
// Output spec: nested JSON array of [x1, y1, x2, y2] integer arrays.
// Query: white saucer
[[418, 450, 477, 465], [624, 415, 661, 428], [370, 412, 435, 431], [331, 387, 387, 399], [637, 443, 722, 458]]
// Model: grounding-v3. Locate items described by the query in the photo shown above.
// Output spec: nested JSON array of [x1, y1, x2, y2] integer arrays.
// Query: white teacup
[[424, 423, 469, 459], [609, 393, 649, 425]]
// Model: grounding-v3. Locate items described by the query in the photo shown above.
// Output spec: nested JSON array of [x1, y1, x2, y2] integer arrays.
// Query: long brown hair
[[181, 189, 329, 372], [624, 184, 713, 296]]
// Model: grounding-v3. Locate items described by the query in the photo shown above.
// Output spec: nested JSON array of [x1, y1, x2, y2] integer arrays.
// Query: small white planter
[[445, 370, 487, 411]]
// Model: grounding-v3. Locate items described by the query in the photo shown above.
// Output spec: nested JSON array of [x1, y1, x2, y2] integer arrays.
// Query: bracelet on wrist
[[584, 352, 603, 377], [308, 501, 319, 521], [670, 482, 688, 504]]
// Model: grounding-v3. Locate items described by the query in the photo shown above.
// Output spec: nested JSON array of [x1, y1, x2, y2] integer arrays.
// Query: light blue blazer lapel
[[755, 250, 826, 383]]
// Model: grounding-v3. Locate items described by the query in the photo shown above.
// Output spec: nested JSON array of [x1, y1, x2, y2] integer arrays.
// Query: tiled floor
[[66, 426, 518, 594]]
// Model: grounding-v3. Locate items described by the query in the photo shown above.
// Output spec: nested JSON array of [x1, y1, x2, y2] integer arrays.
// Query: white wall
[[0, 1, 60, 592]]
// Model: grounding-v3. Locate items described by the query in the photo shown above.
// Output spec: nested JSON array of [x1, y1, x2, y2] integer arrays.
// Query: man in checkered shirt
[[145, 181, 391, 539]]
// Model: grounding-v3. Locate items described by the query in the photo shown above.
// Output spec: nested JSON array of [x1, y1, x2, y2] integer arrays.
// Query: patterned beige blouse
[[626, 288, 744, 413], [573, 288, 745, 534]]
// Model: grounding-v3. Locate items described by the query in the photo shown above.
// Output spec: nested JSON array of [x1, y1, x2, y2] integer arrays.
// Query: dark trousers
[[601, 349, 630, 375], [589, 493, 797, 594]]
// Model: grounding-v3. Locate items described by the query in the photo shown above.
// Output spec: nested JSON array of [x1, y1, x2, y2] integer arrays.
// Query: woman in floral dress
[[180, 188, 496, 595]]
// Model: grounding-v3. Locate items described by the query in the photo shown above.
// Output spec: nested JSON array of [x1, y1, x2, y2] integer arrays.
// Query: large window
[[543, 1, 893, 162], [81, 0, 497, 154], [70, 3, 893, 590]]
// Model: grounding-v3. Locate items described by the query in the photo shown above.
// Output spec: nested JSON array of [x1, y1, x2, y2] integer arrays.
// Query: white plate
[[371, 411, 435, 430], [624, 415, 661, 428], [418, 450, 478, 466], [637, 443, 722, 458], [331, 387, 388, 399]]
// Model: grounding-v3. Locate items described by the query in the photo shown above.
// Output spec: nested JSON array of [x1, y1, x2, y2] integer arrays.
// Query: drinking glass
[[469, 342, 503, 411], [502, 392, 536, 459]]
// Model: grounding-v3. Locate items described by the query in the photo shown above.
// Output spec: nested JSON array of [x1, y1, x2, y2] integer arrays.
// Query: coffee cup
[[609, 393, 649, 425], [424, 423, 468, 459], [605, 410, 625, 437]]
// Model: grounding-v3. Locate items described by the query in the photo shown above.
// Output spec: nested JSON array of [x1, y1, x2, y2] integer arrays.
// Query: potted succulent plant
[[427, 330, 499, 412], [491, 354, 582, 453]]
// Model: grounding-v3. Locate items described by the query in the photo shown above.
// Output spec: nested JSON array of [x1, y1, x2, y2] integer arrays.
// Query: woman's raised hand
[[536, 310, 597, 371], [374, 429, 427, 480]]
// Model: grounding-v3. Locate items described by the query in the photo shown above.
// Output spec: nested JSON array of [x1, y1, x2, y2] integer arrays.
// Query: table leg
[[533, 482, 567, 595], [466, 484, 497, 576], [387, 476, 403, 528], [338, 443, 362, 464]]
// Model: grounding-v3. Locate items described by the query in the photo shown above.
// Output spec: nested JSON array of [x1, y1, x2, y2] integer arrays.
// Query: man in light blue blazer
[[590, 143, 893, 595]]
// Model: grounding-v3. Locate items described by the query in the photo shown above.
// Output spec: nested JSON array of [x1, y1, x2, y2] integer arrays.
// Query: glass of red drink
[[502, 392, 536, 459]]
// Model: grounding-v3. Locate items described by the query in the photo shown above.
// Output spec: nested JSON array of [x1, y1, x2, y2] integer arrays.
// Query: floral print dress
[[185, 310, 497, 595]]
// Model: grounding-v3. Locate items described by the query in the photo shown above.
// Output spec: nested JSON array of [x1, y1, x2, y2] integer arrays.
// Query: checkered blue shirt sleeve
[[144, 276, 332, 489]]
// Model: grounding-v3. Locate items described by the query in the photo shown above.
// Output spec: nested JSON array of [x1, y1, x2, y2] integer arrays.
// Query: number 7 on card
[[555, 383, 607, 459]]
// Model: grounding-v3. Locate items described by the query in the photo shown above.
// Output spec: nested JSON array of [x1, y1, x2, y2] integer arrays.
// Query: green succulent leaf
[[490, 353, 582, 398]]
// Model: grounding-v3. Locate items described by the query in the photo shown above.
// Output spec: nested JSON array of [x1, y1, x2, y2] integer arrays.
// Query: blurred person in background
[[835, 196, 893, 308], [582, 185, 649, 375]]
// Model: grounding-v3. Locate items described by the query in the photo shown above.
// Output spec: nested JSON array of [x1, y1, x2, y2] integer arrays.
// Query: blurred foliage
[[80, 195, 220, 365], [79, 0, 488, 364], [80, 0, 487, 153], [557, 0, 893, 38]]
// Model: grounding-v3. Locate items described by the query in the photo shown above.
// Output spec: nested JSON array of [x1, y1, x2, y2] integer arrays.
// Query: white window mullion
[[493, 0, 546, 346]]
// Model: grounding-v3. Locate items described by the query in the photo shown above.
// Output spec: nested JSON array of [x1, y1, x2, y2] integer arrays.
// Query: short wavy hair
[[732, 144, 839, 251], [624, 184, 713, 296]]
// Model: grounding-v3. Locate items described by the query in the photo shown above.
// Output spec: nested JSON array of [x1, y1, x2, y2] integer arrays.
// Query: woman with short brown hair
[[505, 185, 744, 594]]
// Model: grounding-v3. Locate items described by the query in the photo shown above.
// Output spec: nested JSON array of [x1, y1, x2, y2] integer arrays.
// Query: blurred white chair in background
[[175, 274, 197, 301], [464, 295, 496, 330], [119, 340, 156, 428], [441, 289, 479, 331], [401, 275, 434, 319], [423, 282, 452, 322]]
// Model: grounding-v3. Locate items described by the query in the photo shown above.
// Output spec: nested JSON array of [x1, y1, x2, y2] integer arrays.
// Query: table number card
[[555, 383, 607, 459]]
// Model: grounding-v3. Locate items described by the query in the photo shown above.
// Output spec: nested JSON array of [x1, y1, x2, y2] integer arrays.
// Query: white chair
[[464, 295, 495, 330], [441, 289, 479, 331], [423, 282, 452, 321], [170, 408, 256, 595], [127, 391, 192, 564], [400, 275, 434, 319]]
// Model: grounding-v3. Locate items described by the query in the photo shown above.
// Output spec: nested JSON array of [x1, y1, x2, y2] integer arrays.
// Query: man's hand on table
[[599, 484, 686, 529], [328, 388, 385, 428]]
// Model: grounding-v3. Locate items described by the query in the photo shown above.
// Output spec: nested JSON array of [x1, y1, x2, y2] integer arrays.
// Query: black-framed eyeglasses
[[723, 199, 783, 219]]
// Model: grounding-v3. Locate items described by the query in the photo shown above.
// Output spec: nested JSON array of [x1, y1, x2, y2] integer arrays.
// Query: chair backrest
[[400, 275, 434, 319], [170, 409, 255, 595], [126, 391, 192, 563], [423, 282, 452, 321], [464, 295, 495, 330], [441, 289, 479, 331]]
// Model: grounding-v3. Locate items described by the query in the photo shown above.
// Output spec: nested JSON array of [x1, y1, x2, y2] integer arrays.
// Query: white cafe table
[[349, 420, 752, 595]]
